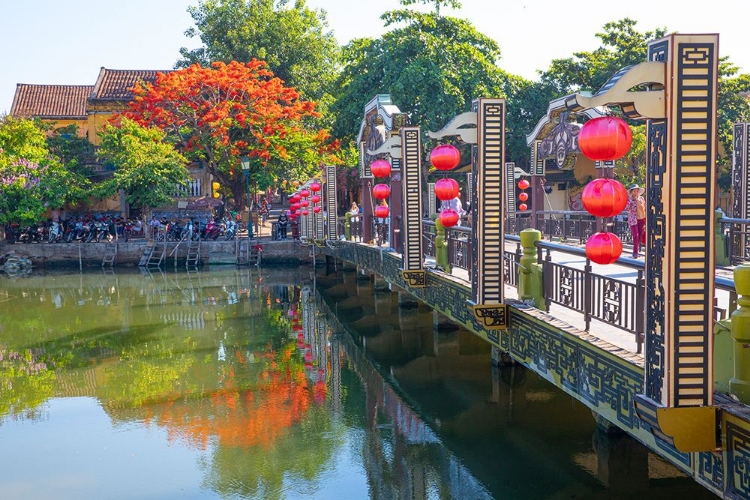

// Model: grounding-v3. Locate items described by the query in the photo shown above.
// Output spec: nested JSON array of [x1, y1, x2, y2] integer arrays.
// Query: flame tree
[[122, 60, 338, 209]]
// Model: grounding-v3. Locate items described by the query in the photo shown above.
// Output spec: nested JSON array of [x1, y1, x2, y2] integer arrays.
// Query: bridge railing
[[718, 216, 750, 265], [506, 210, 633, 245]]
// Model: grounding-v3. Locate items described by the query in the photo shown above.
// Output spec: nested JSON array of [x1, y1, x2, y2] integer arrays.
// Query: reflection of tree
[[128, 343, 339, 499], [0, 346, 56, 421]]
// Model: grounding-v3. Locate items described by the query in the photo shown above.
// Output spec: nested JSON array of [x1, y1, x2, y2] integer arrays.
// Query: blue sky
[[2, 0, 749, 115]]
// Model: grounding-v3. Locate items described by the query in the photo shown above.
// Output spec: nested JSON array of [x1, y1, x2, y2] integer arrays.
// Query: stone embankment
[[0, 238, 312, 269]]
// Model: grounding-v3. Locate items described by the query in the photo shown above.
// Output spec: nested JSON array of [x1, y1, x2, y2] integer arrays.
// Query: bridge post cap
[[519, 228, 542, 247], [735, 264, 750, 296]]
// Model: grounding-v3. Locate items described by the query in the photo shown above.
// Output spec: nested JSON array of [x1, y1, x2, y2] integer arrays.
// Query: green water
[[0, 267, 715, 499]]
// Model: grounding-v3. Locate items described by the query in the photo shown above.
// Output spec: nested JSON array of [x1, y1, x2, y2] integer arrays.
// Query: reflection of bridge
[[314, 272, 709, 498]]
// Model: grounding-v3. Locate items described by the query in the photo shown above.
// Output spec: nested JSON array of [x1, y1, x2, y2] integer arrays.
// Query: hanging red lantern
[[290, 203, 300, 211], [435, 178, 459, 201], [375, 205, 389, 218], [297, 332, 304, 341], [300, 200, 309, 208], [372, 183, 391, 200], [518, 203, 528, 211], [518, 192, 529, 202], [578, 116, 633, 161], [311, 194, 321, 203], [585, 232, 623, 265], [430, 144, 461, 171], [313, 206, 321, 213], [302, 209, 309, 216], [295, 209, 301, 216], [439, 208, 459, 228], [304, 350, 313, 363], [517, 179, 530, 190], [310, 181, 322, 192], [581, 178, 628, 218], [370, 159, 392, 178], [300, 189, 310, 198]]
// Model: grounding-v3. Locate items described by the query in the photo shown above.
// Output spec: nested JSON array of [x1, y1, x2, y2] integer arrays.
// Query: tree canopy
[[178, 0, 340, 113], [122, 60, 338, 209], [330, 5, 506, 148], [0, 117, 88, 225], [95, 118, 190, 210]]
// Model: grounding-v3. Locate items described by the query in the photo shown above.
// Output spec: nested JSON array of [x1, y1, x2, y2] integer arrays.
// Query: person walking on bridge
[[626, 184, 646, 259]]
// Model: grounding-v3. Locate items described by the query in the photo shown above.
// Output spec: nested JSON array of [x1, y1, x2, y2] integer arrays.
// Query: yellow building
[[9, 68, 214, 216], [9, 83, 92, 137]]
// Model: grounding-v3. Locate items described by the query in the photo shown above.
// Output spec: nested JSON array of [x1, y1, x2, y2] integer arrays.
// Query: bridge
[[283, 33, 750, 499]]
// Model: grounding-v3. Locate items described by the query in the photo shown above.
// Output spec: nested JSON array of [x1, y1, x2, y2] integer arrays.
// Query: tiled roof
[[90, 68, 169, 100], [10, 84, 93, 119]]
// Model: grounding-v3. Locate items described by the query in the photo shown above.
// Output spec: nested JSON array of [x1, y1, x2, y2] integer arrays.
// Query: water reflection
[[0, 267, 716, 499]]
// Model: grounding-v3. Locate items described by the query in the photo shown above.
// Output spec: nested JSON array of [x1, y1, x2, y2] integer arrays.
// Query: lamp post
[[241, 156, 253, 238]]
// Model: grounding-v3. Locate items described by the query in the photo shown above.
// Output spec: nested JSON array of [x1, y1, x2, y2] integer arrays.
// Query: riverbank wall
[[0, 239, 313, 269]]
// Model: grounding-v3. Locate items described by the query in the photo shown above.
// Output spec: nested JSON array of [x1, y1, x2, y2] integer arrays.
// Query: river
[[0, 266, 715, 499]]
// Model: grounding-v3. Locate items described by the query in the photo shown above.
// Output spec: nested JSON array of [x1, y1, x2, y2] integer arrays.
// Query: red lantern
[[581, 178, 628, 218], [300, 189, 310, 198], [435, 178, 459, 201], [302, 209, 309, 216], [430, 144, 461, 171], [297, 332, 304, 341], [291, 203, 300, 211], [585, 232, 623, 265], [295, 210, 301, 216], [517, 179, 530, 190], [518, 203, 528, 211], [310, 182, 322, 192], [372, 183, 391, 200], [300, 200, 309, 208], [304, 350, 313, 363], [370, 159, 392, 178], [313, 206, 321, 213], [311, 194, 321, 203], [518, 192, 529, 202], [439, 208, 459, 228], [578, 116, 633, 161], [375, 205, 389, 218]]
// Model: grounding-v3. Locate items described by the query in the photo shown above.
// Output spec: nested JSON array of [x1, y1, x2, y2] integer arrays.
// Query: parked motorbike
[[48, 221, 62, 243], [224, 219, 237, 240]]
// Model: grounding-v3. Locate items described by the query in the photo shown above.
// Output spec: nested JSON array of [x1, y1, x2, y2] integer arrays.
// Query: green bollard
[[519, 228, 543, 306], [435, 218, 451, 273], [730, 265, 750, 403], [715, 209, 729, 266], [344, 212, 352, 241]]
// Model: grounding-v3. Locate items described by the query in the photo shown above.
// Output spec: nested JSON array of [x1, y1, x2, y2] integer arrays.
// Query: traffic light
[[212, 181, 221, 199]]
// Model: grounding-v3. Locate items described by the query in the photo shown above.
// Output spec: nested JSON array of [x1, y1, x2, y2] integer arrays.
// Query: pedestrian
[[626, 184, 646, 258], [350, 202, 359, 222], [150, 216, 159, 238], [277, 211, 288, 239]]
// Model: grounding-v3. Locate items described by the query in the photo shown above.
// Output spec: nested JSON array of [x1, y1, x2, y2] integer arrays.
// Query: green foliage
[[0, 117, 89, 225], [178, 0, 340, 114], [46, 124, 94, 178], [96, 118, 189, 210], [538, 19, 668, 95], [331, 8, 506, 153]]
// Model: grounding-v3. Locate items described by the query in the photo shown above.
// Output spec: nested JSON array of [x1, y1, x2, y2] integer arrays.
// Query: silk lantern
[[375, 205, 389, 218], [300, 189, 310, 198], [302, 209, 309, 216], [435, 178, 459, 201], [518, 192, 529, 202], [578, 116, 633, 161], [439, 208, 459, 228], [585, 232, 623, 265], [311, 194, 321, 203], [310, 182, 321, 193], [370, 159, 392, 178], [372, 183, 391, 200], [313, 206, 321, 213], [430, 144, 461, 171], [581, 178, 628, 218]]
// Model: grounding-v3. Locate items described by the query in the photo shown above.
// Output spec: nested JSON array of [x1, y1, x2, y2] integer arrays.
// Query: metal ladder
[[186, 238, 201, 268], [102, 243, 117, 267], [138, 240, 155, 267], [236, 238, 261, 267], [146, 240, 167, 267]]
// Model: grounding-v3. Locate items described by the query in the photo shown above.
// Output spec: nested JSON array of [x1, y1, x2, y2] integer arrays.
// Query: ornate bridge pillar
[[428, 98, 508, 332]]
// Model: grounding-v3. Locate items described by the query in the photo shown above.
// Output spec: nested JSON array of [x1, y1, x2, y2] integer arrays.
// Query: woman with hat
[[626, 184, 646, 258]]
